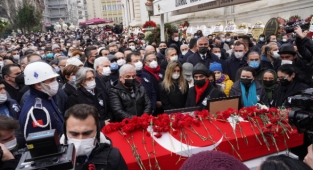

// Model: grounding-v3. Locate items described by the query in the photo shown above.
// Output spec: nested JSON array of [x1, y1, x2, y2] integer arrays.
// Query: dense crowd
[[0, 25, 313, 169]]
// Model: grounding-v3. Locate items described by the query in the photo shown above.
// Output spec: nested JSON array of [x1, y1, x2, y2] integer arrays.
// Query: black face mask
[[263, 80, 275, 87], [198, 47, 208, 54], [160, 48, 166, 55], [15, 73, 25, 85], [233, 36, 238, 40], [240, 78, 253, 87], [124, 79, 135, 88], [194, 79, 206, 87], [280, 78, 291, 86], [110, 51, 116, 55]]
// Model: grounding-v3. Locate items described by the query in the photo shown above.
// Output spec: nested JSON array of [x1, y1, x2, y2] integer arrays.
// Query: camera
[[284, 21, 310, 34], [16, 129, 76, 170], [288, 88, 313, 134]]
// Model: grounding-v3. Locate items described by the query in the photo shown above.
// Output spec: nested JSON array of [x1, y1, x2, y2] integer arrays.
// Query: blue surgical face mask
[[46, 53, 54, 59], [259, 37, 264, 41], [249, 61, 260, 69], [55, 66, 60, 72], [110, 62, 119, 71], [194, 36, 198, 39], [41, 55, 46, 59], [71, 76, 76, 84]]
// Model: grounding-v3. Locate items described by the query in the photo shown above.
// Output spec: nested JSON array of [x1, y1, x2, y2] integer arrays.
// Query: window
[[102, 5, 106, 11], [112, 5, 116, 10], [119, 17, 123, 21], [107, 5, 111, 10], [118, 4, 122, 10]]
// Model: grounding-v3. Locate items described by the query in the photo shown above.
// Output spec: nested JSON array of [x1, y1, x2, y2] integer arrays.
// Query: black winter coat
[[110, 80, 152, 122], [230, 81, 269, 107], [185, 82, 226, 107], [75, 142, 127, 170], [224, 54, 248, 82], [67, 86, 111, 124], [271, 80, 309, 107], [186, 51, 221, 68], [160, 82, 189, 110], [63, 82, 77, 97], [273, 57, 313, 85]]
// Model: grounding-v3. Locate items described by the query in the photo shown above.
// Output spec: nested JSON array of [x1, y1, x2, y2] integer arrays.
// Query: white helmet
[[24, 62, 59, 85]]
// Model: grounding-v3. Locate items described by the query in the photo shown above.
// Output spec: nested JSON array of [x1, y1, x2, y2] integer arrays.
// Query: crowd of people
[[0, 24, 313, 169]]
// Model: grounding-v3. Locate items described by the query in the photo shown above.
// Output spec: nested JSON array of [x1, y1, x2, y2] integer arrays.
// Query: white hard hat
[[24, 62, 59, 85]]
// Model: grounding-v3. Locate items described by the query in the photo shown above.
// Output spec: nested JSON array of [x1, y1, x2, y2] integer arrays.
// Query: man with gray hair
[[110, 64, 152, 122], [180, 44, 189, 63], [94, 57, 112, 101], [161, 47, 178, 70]]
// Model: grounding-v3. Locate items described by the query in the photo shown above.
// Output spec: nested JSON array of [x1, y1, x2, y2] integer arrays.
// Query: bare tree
[[0, 0, 19, 26]]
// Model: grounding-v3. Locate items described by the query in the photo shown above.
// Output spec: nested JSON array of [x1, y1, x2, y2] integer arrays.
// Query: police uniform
[[19, 87, 64, 138]]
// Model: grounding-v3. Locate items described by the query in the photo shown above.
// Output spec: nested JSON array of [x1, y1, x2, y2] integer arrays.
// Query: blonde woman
[[159, 61, 189, 110], [261, 42, 279, 70]]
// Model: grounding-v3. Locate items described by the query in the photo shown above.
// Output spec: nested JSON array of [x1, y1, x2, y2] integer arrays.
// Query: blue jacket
[[19, 87, 64, 138], [224, 54, 247, 82], [141, 68, 165, 110], [0, 98, 21, 119], [186, 51, 221, 67]]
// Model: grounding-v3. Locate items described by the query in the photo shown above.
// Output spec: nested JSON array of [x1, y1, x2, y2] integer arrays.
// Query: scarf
[[195, 80, 209, 103], [240, 81, 258, 107], [216, 74, 226, 83], [144, 65, 161, 81], [261, 70, 277, 101]]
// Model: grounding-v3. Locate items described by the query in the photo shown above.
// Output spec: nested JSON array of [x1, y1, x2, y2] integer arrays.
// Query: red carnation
[[154, 133, 162, 138]]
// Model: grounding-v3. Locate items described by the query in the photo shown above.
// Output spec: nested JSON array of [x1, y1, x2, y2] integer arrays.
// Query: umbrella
[[79, 18, 113, 26]]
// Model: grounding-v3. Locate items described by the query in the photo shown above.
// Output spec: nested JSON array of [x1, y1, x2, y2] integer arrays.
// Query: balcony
[[47, 4, 68, 9]]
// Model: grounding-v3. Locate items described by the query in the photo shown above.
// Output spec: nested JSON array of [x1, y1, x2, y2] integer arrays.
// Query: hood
[[60, 132, 111, 145], [261, 54, 271, 62]]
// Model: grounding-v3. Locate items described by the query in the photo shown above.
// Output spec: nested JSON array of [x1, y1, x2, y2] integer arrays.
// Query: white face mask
[[234, 52, 244, 59], [149, 60, 158, 69], [13, 55, 20, 60], [281, 60, 293, 65], [4, 138, 17, 151], [172, 73, 180, 80], [271, 51, 280, 59], [282, 39, 287, 42], [184, 75, 192, 81], [41, 80, 59, 97], [68, 136, 96, 156], [117, 59, 126, 66], [182, 51, 188, 56], [214, 53, 221, 59], [73, 55, 80, 59], [85, 80, 96, 90], [102, 67, 111, 76], [0, 61, 4, 68], [174, 37, 179, 42], [170, 55, 178, 62], [0, 93, 7, 104], [129, 46, 135, 51], [134, 61, 143, 71]]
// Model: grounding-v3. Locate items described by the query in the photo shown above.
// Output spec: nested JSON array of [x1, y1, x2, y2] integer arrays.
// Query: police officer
[[19, 62, 64, 138]]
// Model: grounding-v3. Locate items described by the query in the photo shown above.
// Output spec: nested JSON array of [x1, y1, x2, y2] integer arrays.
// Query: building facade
[[43, 0, 69, 24], [122, 0, 313, 28], [85, 0, 123, 24]]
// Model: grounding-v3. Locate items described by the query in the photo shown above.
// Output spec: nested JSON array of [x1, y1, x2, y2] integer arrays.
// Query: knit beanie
[[180, 150, 249, 170], [209, 62, 223, 72], [192, 63, 210, 77]]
